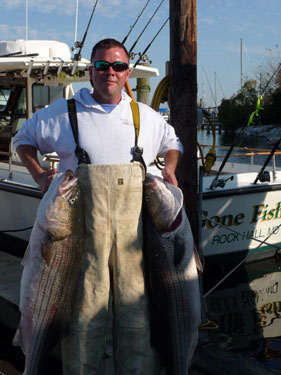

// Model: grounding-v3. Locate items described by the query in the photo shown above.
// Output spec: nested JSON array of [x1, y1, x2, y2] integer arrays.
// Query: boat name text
[[202, 201, 281, 230]]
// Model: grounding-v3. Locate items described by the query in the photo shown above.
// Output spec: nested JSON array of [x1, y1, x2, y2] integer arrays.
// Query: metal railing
[[199, 145, 281, 169]]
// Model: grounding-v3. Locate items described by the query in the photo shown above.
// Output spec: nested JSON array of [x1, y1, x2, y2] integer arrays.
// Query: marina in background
[[1, 0, 281, 372]]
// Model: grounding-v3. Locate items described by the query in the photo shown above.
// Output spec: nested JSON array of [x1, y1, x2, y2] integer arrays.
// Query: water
[[197, 129, 281, 168], [203, 256, 281, 372]]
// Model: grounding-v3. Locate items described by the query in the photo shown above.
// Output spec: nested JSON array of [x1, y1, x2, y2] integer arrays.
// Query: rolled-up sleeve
[[158, 121, 183, 157], [13, 116, 40, 150]]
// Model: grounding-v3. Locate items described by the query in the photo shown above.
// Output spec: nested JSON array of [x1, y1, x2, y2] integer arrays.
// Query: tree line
[[218, 51, 281, 130]]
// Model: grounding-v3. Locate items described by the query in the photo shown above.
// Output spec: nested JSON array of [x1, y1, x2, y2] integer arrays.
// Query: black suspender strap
[[67, 99, 91, 164], [67, 98, 145, 169], [130, 100, 146, 172]]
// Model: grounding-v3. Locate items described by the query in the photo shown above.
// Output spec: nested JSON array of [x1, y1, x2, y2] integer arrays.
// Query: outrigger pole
[[72, 0, 99, 62], [129, 0, 166, 55], [122, 0, 151, 45], [132, 17, 169, 69]]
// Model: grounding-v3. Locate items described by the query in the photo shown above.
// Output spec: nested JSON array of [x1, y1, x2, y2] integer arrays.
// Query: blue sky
[[0, 0, 280, 107]]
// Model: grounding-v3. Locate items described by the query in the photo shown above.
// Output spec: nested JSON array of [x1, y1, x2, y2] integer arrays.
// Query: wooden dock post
[[136, 62, 151, 105], [169, 0, 198, 243]]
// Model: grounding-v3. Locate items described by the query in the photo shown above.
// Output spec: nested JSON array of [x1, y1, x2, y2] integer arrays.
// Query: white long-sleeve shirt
[[13, 88, 183, 172]]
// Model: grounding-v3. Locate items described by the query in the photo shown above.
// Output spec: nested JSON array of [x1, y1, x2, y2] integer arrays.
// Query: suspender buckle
[[76, 146, 90, 164], [133, 145, 143, 161]]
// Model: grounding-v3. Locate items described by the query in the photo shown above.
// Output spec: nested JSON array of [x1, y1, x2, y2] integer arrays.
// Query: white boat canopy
[[0, 40, 159, 79]]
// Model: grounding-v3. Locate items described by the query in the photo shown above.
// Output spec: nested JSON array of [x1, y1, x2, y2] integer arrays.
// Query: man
[[14, 38, 183, 374]]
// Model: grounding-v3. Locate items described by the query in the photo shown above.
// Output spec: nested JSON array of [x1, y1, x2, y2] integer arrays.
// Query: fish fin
[[12, 328, 23, 349], [193, 245, 204, 274], [21, 243, 31, 266]]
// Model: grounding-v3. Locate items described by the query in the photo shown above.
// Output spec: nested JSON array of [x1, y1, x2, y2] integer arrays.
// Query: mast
[[74, 0, 79, 46], [240, 37, 243, 89], [201, 67, 205, 107], [26, 0, 28, 40], [169, 0, 198, 244], [214, 71, 217, 114]]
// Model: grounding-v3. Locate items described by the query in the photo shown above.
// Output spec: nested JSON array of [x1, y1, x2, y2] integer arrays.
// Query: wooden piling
[[169, 0, 198, 243]]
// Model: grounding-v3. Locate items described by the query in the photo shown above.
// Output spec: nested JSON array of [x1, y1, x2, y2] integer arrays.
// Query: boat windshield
[[32, 84, 64, 112]]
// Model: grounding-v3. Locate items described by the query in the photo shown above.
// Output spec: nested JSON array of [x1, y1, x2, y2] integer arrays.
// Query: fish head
[[144, 173, 183, 233], [42, 170, 81, 240]]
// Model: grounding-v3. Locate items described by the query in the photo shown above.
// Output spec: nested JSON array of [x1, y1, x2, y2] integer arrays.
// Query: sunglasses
[[93, 61, 129, 72]]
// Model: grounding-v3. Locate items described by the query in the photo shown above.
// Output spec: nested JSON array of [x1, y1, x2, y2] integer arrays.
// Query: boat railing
[[199, 144, 281, 172]]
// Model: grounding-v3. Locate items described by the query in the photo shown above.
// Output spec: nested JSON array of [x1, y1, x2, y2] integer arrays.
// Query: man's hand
[[16, 145, 57, 194], [162, 166, 178, 186], [37, 168, 57, 194], [161, 149, 181, 186]]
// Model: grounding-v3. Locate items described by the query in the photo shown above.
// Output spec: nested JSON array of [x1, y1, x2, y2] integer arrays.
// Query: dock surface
[[0, 250, 280, 374]]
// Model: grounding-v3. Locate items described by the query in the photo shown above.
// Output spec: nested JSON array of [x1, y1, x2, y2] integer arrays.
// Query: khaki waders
[[62, 162, 160, 375]]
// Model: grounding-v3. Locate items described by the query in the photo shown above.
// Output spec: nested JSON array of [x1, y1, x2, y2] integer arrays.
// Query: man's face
[[89, 47, 131, 104]]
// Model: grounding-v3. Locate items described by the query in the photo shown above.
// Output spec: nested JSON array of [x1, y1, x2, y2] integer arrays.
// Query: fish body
[[15, 170, 84, 375], [143, 174, 201, 375]]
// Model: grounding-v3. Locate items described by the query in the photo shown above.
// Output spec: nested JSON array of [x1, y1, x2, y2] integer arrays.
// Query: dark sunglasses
[[93, 61, 129, 72]]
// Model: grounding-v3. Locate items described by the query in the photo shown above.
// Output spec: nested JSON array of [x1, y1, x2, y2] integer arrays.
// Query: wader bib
[[62, 100, 160, 375]]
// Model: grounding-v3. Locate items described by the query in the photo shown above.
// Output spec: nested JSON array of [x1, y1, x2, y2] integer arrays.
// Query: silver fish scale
[[17, 173, 85, 375], [144, 213, 199, 375], [26, 236, 78, 373]]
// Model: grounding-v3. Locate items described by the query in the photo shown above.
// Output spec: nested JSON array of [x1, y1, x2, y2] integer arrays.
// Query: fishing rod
[[129, 0, 165, 55], [209, 62, 281, 189], [73, 0, 99, 62], [253, 136, 281, 184], [132, 17, 169, 69], [122, 0, 151, 45]]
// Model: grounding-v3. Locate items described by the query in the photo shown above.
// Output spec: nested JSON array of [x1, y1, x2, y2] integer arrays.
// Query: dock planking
[[193, 331, 281, 374]]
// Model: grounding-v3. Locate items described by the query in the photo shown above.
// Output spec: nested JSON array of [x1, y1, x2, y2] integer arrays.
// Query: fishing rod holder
[[209, 175, 234, 190], [255, 170, 270, 183]]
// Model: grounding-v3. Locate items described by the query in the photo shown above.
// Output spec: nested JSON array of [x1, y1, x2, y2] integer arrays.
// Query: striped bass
[[14, 170, 84, 375], [143, 173, 202, 375]]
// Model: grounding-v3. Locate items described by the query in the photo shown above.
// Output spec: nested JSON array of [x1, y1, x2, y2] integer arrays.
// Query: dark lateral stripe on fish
[[143, 212, 199, 375]]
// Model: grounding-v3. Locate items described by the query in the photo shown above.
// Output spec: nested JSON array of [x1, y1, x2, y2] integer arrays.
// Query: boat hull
[[202, 181, 281, 263]]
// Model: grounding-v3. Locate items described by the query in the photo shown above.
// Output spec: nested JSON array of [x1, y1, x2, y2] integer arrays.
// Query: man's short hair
[[90, 38, 130, 62]]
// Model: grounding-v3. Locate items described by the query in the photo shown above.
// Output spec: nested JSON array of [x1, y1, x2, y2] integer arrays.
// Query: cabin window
[[0, 89, 11, 112], [14, 88, 26, 116], [32, 84, 64, 112]]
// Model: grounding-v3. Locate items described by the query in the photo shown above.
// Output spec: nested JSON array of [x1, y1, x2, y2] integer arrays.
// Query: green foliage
[[218, 79, 281, 129], [218, 80, 259, 130], [262, 88, 281, 124]]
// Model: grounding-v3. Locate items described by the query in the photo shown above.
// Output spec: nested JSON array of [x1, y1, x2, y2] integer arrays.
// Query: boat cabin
[[0, 40, 90, 159], [0, 39, 159, 162]]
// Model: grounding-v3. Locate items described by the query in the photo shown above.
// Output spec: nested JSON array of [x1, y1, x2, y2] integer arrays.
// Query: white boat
[[201, 169, 281, 263], [0, 39, 159, 255]]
